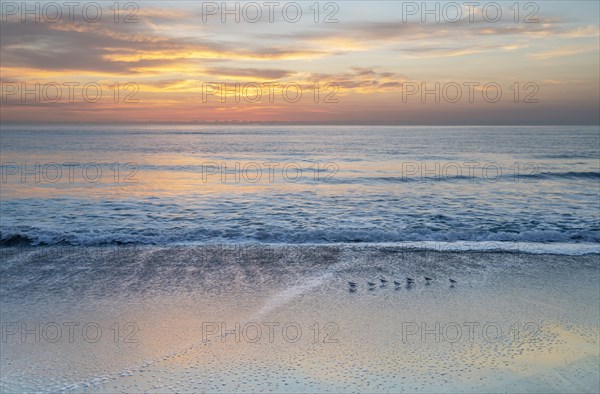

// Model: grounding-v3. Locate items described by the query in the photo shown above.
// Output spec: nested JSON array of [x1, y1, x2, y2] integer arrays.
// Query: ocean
[[1, 125, 600, 392], [1, 125, 598, 253]]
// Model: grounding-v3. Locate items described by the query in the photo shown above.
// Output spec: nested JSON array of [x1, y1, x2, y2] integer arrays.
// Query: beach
[[1, 245, 598, 393], [1, 126, 599, 392], [2, 1, 599, 391]]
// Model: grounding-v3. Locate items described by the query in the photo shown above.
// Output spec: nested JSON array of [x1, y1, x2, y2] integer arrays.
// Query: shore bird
[[424, 277, 432, 284], [393, 280, 402, 286], [348, 281, 357, 287], [367, 281, 376, 287], [449, 278, 457, 285], [406, 277, 414, 284], [379, 278, 388, 284]]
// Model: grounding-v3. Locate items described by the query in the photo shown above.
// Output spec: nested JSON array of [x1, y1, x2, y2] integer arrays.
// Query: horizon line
[[2, 122, 599, 127]]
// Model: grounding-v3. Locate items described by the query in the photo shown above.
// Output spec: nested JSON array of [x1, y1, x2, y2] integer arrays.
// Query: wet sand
[[1, 245, 599, 393]]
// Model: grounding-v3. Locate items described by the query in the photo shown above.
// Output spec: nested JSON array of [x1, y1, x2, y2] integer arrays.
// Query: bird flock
[[348, 277, 457, 291]]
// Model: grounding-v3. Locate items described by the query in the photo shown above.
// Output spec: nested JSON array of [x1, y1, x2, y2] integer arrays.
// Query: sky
[[1, 0, 599, 124]]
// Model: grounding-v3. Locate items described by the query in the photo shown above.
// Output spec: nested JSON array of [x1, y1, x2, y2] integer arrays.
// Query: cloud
[[1, 3, 598, 124], [0, 17, 328, 76], [306, 69, 409, 93], [260, 16, 576, 58], [530, 46, 596, 59], [203, 67, 295, 79]]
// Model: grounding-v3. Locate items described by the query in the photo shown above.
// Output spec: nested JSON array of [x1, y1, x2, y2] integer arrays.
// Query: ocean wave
[[118, 165, 600, 182], [522, 171, 600, 180], [321, 171, 600, 184], [2, 228, 598, 253]]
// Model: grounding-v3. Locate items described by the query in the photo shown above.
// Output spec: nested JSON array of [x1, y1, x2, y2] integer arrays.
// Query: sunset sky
[[1, 1, 599, 124]]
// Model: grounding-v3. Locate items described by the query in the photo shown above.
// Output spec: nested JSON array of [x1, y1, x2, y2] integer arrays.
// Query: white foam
[[372, 241, 600, 255]]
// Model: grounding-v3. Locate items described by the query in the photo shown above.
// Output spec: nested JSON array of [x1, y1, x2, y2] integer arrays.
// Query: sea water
[[1, 125, 598, 252]]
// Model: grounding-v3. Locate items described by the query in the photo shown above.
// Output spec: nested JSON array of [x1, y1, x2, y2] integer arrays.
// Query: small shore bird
[[367, 281, 376, 287], [449, 278, 457, 285], [424, 277, 432, 284], [406, 277, 414, 284], [348, 281, 357, 287], [380, 278, 388, 284], [393, 280, 402, 286]]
